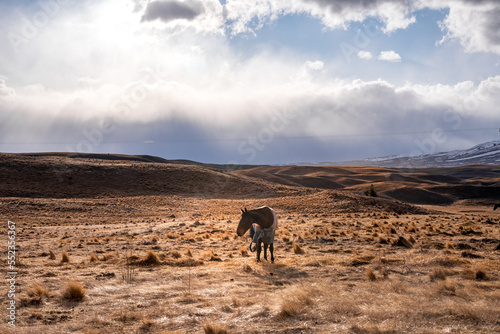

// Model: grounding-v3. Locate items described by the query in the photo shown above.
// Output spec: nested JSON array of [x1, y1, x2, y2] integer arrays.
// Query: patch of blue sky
[[226, 7, 500, 86]]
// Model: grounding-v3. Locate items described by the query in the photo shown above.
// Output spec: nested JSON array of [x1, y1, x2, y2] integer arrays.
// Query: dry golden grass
[[203, 321, 230, 334], [171, 250, 182, 259], [277, 285, 314, 319], [138, 250, 161, 265], [2, 181, 499, 333], [61, 251, 70, 263], [366, 268, 377, 281], [292, 242, 305, 254], [62, 281, 86, 301], [21, 282, 51, 306], [48, 250, 56, 260], [89, 253, 98, 262]]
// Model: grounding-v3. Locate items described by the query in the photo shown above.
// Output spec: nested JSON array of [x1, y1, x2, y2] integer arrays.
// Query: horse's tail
[[249, 241, 256, 252]]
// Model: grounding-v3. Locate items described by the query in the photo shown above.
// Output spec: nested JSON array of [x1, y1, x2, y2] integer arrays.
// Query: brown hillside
[[0, 153, 282, 199], [232, 165, 500, 205]]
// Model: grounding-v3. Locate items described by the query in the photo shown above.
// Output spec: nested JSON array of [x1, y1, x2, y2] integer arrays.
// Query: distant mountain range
[[316, 140, 500, 168]]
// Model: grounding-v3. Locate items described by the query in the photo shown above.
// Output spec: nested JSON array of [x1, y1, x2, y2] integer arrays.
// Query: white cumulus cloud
[[358, 51, 373, 60], [378, 50, 401, 62]]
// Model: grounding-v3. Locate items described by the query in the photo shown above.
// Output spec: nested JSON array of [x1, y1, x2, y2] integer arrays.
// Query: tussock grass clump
[[22, 282, 51, 305], [171, 250, 182, 259], [185, 248, 193, 257], [48, 250, 56, 260], [62, 281, 86, 301], [61, 251, 70, 263], [202, 321, 229, 334], [366, 268, 377, 281], [292, 242, 305, 255], [89, 253, 98, 262], [277, 286, 314, 319], [378, 236, 388, 244], [475, 268, 487, 281], [139, 250, 161, 265]]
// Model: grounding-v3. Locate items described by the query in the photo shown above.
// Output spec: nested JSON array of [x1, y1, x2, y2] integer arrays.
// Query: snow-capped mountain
[[336, 140, 500, 168]]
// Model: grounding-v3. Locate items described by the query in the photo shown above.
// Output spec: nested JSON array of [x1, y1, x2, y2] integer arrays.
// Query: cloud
[[378, 50, 401, 62], [304, 60, 324, 71], [224, 0, 415, 35], [0, 76, 15, 99], [222, 0, 500, 55], [358, 51, 373, 60], [417, 0, 500, 54], [137, 0, 223, 34], [141, 0, 204, 23], [2, 63, 499, 162], [0, 0, 499, 163]]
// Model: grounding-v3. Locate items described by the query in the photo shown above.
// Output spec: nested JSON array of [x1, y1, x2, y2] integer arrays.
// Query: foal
[[237, 206, 278, 262]]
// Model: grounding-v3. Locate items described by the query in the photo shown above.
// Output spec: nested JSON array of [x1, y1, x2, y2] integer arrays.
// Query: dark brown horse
[[237, 206, 277, 262]]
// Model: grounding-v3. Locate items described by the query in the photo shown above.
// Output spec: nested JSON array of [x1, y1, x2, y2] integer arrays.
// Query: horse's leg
[[270, 243, 274, 263], [256, 240, 262, 262], [263, 243, 268, 261]]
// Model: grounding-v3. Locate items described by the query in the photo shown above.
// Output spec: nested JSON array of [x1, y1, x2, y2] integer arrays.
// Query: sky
[[0, 0, 499, 164]]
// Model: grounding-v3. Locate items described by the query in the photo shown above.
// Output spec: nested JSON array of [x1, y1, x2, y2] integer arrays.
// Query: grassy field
[[0, 154, 499, 333], [1, 195, 499, 333]]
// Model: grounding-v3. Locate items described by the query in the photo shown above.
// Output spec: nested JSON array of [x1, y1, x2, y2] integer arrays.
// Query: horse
[[237, 206, 277, 262]]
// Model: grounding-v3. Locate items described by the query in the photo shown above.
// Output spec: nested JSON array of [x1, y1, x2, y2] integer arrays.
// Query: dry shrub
[[366, 268, 377, 281], [61, 251, 70, 263], [203, 321, 229, 334], [89, 253, 98, 262], [48, 250, 56, 260], [445, 241, 455, 249], [139, 250, 161, 265], [62, 281, 86, 301], [277, 286, 314, 319], [292, 243, 305, 255]]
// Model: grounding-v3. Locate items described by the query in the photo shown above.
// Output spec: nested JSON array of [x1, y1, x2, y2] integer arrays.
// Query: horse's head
[[237, 208, 253, 237]]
